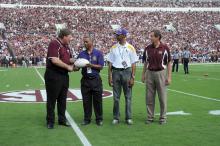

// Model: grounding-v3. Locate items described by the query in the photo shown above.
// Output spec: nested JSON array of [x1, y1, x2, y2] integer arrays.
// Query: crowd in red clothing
[[0, 0, 220, 7], [0, 5, 220, 66]]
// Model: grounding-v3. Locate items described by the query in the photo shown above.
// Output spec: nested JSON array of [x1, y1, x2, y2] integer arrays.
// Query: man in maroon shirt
[[142, 30, 172, 125], [44, 29, 74, 129]]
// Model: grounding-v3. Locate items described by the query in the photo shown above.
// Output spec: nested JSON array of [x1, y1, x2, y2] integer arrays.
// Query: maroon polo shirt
[[142, 42, 171, 71], [46, 38, 72, 74]]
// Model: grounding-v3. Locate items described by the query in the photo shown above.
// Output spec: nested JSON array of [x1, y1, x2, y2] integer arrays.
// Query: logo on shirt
[[92, 56, 97, 61], [0, 89, 113, 103]]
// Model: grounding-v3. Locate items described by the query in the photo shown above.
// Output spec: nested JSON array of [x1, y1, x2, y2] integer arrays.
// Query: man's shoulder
[[50, 39, 59, 45], [111, 44, 118, 49], [93, 49, 103, 55], [126, 43, 136, 52], [145, 44, 153, 50], [77, 50, 86, 58], [49, 39, 60, 47], [160, 43, 170, 51], [160, 42, 168, 48]]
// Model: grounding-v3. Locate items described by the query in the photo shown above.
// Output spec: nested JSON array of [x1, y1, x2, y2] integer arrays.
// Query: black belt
[[148, 69, 163, 72], [112, 67, 130, 71], [83, 75, 99, 80]]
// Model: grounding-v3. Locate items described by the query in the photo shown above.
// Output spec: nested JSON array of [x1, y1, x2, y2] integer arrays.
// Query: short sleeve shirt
[[46, 39, 72, 74], [182, 50, 191, 59], [78, 48, 104, 77], [142, 43, 171, 71], [107, 42, 138, 68]]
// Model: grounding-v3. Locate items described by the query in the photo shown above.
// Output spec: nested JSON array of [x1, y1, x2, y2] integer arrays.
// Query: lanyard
[[119, 46, 126, 61]]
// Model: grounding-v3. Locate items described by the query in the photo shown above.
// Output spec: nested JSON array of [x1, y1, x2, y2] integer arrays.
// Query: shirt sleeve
[[47, 41, 59, 58], [107, 48, 114, 63], [129, 49, 139, 64], [98, 52, 104, 67], [166, 46, 172, 62], [142, 48, 147, 63]]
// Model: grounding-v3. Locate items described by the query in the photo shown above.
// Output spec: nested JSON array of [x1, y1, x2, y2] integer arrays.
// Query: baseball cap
[[115, 28, 128, 36]]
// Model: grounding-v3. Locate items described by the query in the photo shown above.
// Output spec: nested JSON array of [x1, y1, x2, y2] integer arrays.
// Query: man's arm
[[86, 64, 103, 70], [49, 57, 73, 72], [165, 46, 172, 85], [141, 49, 147, 83], [142, 62, 148, 83], [108, 62, 113, 87], [128, 63, 136, 87], [166, 61, 172, 85], [87, 52, 104, 70]]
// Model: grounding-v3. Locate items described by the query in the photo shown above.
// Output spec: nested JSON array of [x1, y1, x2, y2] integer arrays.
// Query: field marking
[[155, 111, 191, 116], [0, 70, 8, 72], [34, 67, 92, 146], [25, 84, 30, 87], [209, 110, 220, 115], [134, 80, 220, 102], [134, 67, 220, 81], [173, 74, 220, 81], [100, 73, 220, 102]]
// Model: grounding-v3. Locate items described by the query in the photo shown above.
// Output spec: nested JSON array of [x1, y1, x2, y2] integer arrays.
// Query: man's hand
[[128, 78, 134, 87], [165, 77, 171, 86], [73, 65, 80, 71], [67, 65, 74, 72], [70, 58, 76, 64], [108, 76, 113, 87], [86, 63, 93, 68]]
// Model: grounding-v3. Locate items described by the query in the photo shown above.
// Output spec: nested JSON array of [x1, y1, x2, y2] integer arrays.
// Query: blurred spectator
[[0, 5, 220, 66]]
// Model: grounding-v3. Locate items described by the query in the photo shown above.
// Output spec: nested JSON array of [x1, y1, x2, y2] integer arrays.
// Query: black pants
[[81, 76, 103, 122], [44, 69, 69, 124], [172, 59, 179, 72], [183, 58, 189, 74]]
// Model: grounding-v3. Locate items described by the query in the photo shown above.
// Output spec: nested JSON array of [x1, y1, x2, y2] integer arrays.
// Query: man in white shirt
[[107, 28, 138, 125]]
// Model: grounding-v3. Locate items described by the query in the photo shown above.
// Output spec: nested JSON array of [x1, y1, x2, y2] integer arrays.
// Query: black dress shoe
[[81, 120, 91, 126], [47, 123, 54, 129], [58, 121, 71, 127], [96, 121, 103, 126]]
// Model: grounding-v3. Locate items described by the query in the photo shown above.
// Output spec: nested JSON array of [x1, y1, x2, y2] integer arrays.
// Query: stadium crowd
[[0, 0, 220, 7], [0, 6, 220, 67]]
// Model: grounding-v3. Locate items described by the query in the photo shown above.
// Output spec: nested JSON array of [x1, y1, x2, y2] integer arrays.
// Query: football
[[74, 58, 90, 68]]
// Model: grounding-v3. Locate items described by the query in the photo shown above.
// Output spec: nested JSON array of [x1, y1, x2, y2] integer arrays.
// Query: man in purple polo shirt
[[44, 29, 74, 129], [142, 30, 172, 125], [75, 36, 104, 126]]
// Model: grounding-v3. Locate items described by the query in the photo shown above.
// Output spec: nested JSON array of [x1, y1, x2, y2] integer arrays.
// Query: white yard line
[[182, 76, 220, 81], [34, 67, 92, 146], [134, 68, 220, 81], [100, 73, 220, 102]]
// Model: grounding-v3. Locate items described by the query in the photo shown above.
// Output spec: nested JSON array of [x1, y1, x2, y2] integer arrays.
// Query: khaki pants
[[146, 70, 167, 122]]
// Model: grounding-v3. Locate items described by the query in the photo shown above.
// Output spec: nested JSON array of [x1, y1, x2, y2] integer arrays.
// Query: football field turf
[[0, 64, 220, 146]]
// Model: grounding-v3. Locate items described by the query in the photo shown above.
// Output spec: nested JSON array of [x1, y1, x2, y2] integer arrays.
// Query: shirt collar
[[85, 48, 96, 55], [56, 38, 68, 48], [117, 42, 128, 48], [151, 42, 163, 49]]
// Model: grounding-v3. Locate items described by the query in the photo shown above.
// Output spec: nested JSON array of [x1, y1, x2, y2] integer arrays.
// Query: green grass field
[[0, 64, 220, 146]]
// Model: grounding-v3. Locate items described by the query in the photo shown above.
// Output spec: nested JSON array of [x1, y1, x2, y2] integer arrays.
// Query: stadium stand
[[0, 0, 220, 7], [0, 1, 220, 66]]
